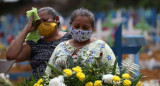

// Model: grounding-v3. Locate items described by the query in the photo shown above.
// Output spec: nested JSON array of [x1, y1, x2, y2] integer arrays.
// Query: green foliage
[[20, 56, 143, 86], [112, 58, 118, 75], [26, 7, 40, 23], [25, 29, 40, 42], [131, 74, 143, 86], [25, 7, 40, 42], [67, 55, 75, 68], [45, 62, 63, 75]]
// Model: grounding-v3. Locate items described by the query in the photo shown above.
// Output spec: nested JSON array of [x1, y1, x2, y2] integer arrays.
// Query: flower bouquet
[[0, 73, 15, 86], [20, 56, 143, 86]]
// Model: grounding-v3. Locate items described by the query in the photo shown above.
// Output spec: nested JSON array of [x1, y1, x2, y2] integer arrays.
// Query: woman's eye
[[83, 27, 89, 30], [74, 26, 79, 28], [43, 19, 48, 22]]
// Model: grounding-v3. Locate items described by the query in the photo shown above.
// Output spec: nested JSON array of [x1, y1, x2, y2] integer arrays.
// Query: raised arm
[[6, 16, 35, 62]]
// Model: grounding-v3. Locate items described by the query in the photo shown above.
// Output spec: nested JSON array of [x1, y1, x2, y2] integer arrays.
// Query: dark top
[[26, 32, 72, 79]]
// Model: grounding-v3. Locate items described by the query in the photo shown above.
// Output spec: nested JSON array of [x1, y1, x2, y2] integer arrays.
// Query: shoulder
[[92, 39, 106, 45], [62, 32, 72, 39], [56, 41, 66, 47], [91, 39, 112, 50]]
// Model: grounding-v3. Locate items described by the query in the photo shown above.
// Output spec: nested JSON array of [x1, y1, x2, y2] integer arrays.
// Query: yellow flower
[[33, 83, 42, 86], [72, 66, 82, 73], [37, 78, 43, 84], [76, 72, 85, 81], [136, 81, 142, 86], [122, 74, 130, 79], [63, 69, 72, 77], [94, 80, 102, 86], [123, 79, 131, 86], [89, 70, 92, 72], [85, 82, 93, 86], [113, 76, 121, 82]]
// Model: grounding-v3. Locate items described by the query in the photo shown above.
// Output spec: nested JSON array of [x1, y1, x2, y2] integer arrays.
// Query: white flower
[[113, 81, 121, 85], [57, 75, 64, 82], [102, 74, 113, 84], [49, 75, 66, 86], [0, 73, 6, 79]]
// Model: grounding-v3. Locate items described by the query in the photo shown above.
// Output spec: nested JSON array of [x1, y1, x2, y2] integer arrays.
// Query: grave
[[111, 24, 147, 76], [92, 18, 111, 40]]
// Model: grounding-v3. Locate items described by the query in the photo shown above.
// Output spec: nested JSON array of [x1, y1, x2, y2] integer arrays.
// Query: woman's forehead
[[38, 10, 50, 18], [72, 16, 91, 25]]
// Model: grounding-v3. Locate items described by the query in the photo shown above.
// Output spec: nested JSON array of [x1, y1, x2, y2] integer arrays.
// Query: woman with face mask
[[6, 7, 72, 79], [45, 8, 119, 75]]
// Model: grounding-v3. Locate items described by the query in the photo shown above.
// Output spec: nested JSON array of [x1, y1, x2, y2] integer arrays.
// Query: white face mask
[[71, 28, 92, 42]]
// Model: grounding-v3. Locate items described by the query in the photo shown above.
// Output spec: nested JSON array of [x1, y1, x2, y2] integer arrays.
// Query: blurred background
[[0, 0, 160, 85]]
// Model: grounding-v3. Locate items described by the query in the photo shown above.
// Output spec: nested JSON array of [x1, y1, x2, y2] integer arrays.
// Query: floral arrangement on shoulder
[[20, 56, 143, 86], [0, 73, 15, 86]]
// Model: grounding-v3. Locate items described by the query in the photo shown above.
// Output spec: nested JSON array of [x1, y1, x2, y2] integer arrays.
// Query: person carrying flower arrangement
[[45, 8, 119, 75]]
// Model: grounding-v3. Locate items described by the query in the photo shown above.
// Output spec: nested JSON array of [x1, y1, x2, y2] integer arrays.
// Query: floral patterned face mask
[[71, 28, 92, 42]]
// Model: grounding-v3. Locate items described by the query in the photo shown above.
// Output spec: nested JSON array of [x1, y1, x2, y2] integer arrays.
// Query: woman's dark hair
[[38, 7, 60, 26], [38, 7, 57, 19], [70, 8, 95, 27]]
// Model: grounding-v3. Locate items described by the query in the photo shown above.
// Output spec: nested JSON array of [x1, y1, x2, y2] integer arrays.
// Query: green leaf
[[23, 78, 33, 86], [131, 74, 143, 86], [67, 55, 74, 68], [112, 58, 118, 75], [45, 62, 63, 75], [30, 73, 36, 83], [76, 56, 82, 66], [37, 71, 42, 79], [119, 68, 127, 78], [26, 7, 40, 23], [25, 7, 41, 42], [25, 29, 40, 42]]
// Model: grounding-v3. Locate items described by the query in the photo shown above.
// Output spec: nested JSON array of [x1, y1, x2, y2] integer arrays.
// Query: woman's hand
[[24, 15, 35, 33]]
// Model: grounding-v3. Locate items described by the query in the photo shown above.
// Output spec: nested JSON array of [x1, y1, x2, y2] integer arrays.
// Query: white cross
[[92, 18, 111, 40], [122, 17, 142, 35], [112, 10, 125, 24]]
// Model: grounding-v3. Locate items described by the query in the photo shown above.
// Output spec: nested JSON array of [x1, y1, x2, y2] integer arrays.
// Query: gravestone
[[111, 24, 145, 73], [0, 60, 15, 73], [112, 10, 125, 24], [92, 18, 111, 40], [8, 61, 31, 80], [122, 17, 142, 35], [123, 35, 147, 76]]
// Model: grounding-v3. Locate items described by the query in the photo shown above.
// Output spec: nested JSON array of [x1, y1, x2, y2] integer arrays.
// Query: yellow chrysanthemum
[[122, 74, 130, 79], [76, 72, 85, 81], [72, 66, 82, 73], [94, 80, 102, 86], [37, 78, 43, 84], [123, 79, 131, 86], [63, 69, 72, 77], [85, 82, 93, 86], [33, 83, 42, 86], [136, 81, 142, 86], [113, 76, 121, 82]]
